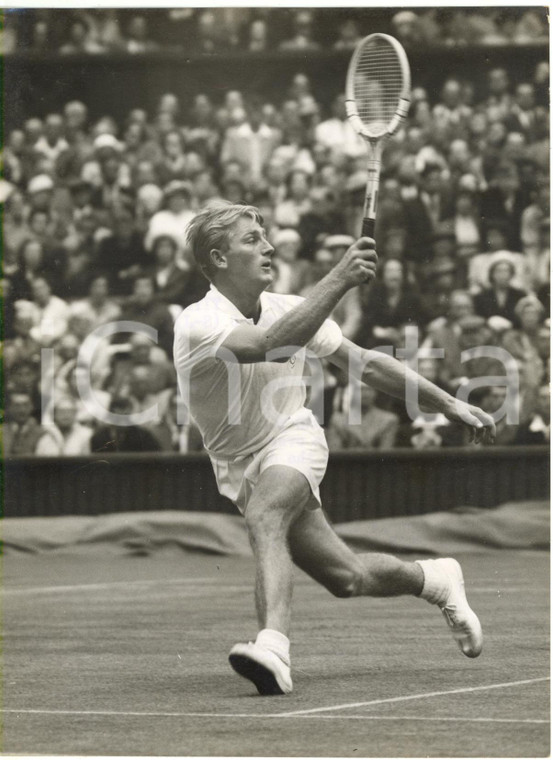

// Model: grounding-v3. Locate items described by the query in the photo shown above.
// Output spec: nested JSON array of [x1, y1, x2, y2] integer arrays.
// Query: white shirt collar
[[208, 284, 269, 324]]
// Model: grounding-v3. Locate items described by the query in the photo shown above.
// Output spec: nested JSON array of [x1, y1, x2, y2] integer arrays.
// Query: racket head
[[345, 33, 411, 141]]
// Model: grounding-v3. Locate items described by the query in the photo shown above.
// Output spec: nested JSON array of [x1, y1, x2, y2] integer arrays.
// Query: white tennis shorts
[[209, 409, 328, 514]]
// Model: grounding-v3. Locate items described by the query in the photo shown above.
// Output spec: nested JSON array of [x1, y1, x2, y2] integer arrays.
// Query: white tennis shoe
[[434, 558, 483, 658], [229, 641, 293, 695]]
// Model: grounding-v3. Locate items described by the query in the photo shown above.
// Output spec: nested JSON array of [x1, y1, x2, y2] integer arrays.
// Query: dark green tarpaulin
[[3, 501, 548, 556]]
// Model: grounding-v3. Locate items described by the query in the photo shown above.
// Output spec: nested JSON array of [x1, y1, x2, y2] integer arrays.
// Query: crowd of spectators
[[3, 8, 549, 57], [2, 24, 550, 456]]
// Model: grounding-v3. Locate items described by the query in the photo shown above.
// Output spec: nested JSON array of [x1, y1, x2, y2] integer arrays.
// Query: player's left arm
[[328, 338, 496, 445]]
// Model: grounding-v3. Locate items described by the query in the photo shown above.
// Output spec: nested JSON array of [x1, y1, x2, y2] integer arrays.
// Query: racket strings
[[353, 40, 404, 133]]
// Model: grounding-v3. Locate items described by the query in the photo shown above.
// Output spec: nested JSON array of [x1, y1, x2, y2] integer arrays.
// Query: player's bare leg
[[288, 506, 424, 597], [244, 465, 311, 633], [228, 465, 311, 695], [288, 507, 483, 658]]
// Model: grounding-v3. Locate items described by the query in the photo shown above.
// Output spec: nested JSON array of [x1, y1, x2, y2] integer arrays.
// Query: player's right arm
[[218, 238, 377, 363]]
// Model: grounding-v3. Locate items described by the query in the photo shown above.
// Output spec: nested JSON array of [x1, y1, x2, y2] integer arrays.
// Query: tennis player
[[174, 200, 496, 696]]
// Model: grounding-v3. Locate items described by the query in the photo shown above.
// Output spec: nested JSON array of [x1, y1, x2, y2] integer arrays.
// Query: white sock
[[416, 559, 450, 606], [255, 629, 290, 664]]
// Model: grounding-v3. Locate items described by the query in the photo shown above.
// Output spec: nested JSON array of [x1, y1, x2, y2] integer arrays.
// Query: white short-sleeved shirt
[[173, 285, 342, 459]]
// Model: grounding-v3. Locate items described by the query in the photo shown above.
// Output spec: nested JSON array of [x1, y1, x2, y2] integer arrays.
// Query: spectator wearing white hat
[[145, 180, 196, 254], [80, 133, 125, 191], [27, 173, 54, 212], [468, 219, 528, 294]]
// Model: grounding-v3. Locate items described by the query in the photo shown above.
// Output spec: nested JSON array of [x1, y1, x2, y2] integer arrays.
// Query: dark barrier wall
[[4, 45, 547, 129], [4, 447, 549, 522]]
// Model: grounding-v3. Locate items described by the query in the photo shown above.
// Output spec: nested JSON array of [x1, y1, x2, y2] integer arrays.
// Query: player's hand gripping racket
[[345, 33, 411, 238]]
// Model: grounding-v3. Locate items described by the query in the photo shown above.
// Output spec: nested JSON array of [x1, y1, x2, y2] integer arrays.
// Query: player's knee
[[244, 499, 288, 540], [326, 564, 364, 598]]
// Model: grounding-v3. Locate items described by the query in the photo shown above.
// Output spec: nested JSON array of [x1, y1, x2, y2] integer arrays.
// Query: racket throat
[[363, 184, 378, 226], [362, 146, 383, 236]]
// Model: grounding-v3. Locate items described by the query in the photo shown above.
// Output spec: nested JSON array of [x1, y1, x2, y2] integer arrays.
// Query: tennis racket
[[345, 33, 411, 239]]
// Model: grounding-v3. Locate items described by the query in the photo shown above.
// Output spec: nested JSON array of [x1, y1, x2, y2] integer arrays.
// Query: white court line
[[292, 715, 549, 724], [278, 676, 551, 716], [471, 587, 543, 593], [4, 677, 549, 722], [1, 577, 246, 596], [1, 710, 548, 726], [3, 578, 539, 597]]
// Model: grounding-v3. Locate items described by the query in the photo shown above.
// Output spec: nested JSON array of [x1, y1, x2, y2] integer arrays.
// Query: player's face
[[223, 217, 274, 289]]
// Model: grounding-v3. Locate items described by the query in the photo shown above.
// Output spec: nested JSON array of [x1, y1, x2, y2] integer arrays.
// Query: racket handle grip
[[361, 218, 375, 239]]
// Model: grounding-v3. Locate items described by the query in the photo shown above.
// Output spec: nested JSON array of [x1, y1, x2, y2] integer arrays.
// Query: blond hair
[[186, 200, 263, 281]]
